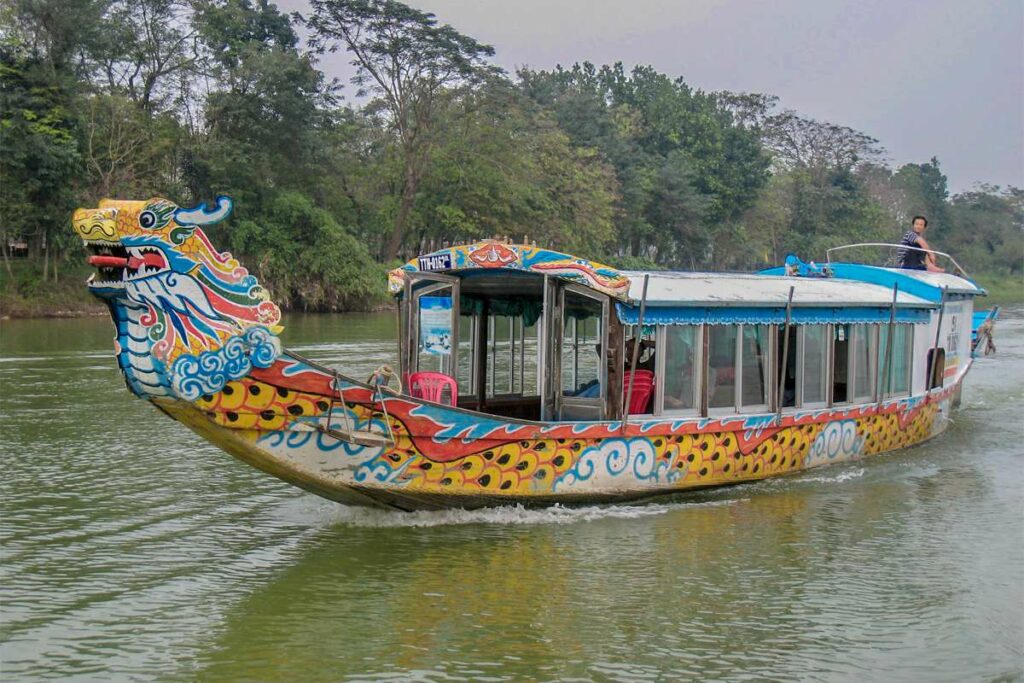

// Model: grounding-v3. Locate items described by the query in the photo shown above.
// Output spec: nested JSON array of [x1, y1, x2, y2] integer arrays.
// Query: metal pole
[[878, 284, 898, 405], [622, 274, 650, 433], [776, 285, 795, 425], [928, 286, 947, 389]]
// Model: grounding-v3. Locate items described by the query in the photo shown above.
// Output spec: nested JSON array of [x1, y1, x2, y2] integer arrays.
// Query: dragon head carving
[[71, 196, 283, 401]]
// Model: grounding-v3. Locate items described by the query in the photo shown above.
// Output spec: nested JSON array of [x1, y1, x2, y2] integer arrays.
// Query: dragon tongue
[[88, 255, 129, 268]]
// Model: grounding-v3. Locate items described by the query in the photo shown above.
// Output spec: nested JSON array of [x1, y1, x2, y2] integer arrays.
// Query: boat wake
[[281, 496, 747, 529]]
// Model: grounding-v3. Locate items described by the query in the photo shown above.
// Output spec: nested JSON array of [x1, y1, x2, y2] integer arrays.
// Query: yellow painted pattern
[[194, 378, 943, 498]]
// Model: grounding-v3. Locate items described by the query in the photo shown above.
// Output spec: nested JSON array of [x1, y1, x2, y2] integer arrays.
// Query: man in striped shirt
[[896, 215, 944, 272]]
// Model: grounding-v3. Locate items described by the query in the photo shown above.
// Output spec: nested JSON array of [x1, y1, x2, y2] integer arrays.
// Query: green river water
[[1, 309, 1022, 682]]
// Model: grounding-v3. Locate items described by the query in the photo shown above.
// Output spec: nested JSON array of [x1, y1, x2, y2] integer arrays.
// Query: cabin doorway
[[402, 272, 461, 382], [550, 283, 609, 421]]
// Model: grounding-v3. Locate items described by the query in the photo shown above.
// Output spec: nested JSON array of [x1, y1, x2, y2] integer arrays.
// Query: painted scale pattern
[[193, 376, 942, 497]]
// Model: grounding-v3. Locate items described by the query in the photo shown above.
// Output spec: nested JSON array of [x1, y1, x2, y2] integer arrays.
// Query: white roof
[[622, 271, 935, 308], [876, 268, 985, 295]]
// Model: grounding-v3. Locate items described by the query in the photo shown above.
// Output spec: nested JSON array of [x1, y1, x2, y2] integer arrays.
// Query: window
[[457, 313, 477, 397], [556, 285, 606, 420], [851, 324, 876, 402], [485, 314, 540, 398], [832, 325, 849, 404], [412, 281, 458, 378], [778, 326, 797, 408], [740, 324, 771, 411], [660, 325, 699, 413], [706, 324, 772, 413], [801, 325, 828, 406], [878, 324, 913, 397], [561, 308, 602, 396], [707, 325, 738, 410]]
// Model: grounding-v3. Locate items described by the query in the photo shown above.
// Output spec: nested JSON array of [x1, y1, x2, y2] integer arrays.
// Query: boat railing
[[825, 242, 969, 277]]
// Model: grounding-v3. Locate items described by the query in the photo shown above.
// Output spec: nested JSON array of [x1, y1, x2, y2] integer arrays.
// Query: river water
[[1, 309, 1022, 682]]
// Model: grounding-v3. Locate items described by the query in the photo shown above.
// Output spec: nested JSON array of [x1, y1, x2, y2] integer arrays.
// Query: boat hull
[[151, 356, 962, 511]]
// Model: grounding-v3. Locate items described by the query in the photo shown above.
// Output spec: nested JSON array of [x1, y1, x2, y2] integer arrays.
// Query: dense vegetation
[[1, 0, 1020, 313]]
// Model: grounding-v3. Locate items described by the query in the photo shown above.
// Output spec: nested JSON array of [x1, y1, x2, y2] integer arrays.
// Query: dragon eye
[[139, 211, 157, 229]]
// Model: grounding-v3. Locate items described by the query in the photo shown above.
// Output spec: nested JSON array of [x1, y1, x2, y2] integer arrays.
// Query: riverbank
[[975, 271, 1024, 304], [0, 263, 106, 319]]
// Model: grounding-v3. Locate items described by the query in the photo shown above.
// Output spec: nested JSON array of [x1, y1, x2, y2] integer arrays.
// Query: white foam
[[795, 467, 866, 484], [311, 497, 746, 529]]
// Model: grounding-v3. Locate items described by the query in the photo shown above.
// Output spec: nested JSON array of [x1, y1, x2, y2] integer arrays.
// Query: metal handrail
[[825, 242, 969, 277]]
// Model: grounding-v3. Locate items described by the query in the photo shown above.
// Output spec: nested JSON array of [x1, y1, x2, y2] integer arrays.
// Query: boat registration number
[[418, 253, 452, 272]]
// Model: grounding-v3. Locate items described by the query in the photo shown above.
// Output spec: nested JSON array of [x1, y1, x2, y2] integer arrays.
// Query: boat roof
[[621, 271, 936, 309], [391, 241, 984, 311]]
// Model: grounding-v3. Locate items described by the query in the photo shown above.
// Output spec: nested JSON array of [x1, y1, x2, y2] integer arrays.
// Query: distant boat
[[71, 196, 995, 510]]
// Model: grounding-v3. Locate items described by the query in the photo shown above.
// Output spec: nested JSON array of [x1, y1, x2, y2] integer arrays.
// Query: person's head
[[911, 215, 928, 233]]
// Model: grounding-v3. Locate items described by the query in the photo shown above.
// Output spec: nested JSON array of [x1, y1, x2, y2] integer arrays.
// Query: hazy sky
[[283, 0, 1024, 192]]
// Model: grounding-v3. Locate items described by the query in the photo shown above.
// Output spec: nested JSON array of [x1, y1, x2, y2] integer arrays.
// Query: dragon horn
[[174, 195, 233, 226]]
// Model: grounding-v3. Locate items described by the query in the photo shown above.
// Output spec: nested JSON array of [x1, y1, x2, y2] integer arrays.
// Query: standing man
[[896, 215, 944, 272]]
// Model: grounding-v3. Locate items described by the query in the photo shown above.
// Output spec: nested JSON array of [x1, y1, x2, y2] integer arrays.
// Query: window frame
[[554, 282, 609, 421], [654, 324, 702, 416], [797, 324, 830, 409]]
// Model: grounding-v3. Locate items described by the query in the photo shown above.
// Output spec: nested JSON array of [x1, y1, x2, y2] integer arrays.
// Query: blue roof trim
[[616, 304, 930, 325], [761, 263, 985, 302]]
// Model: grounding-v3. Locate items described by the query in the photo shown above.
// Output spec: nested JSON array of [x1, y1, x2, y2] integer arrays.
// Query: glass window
[[879, 324, 913, 397], [851, 324, 875, 401], [740, 324, 770, 410], [560, 291, 603, 398], [832, 325, 849, 404], [707, 325, 738, 410], [777, 326, 797, 408], [801, 325, 828, 405], [416, 287, 455, 376], [457, 313, 476, 396], [662, 326, 698, 412]]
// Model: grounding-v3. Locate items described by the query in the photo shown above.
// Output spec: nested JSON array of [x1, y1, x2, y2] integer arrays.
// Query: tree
[[0, 44, 83, 279], [762, 111, 884, 175], [307, 0, 501, 259], [946, 186, 1022, 275], [406, 83, 618, 255], [892, 157, 949, 236], [518, 63, 769, 267], [92, 0, 201, 113]]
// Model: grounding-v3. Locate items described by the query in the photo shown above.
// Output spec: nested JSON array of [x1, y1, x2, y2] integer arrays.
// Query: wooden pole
[[622, 274, 650, 433]]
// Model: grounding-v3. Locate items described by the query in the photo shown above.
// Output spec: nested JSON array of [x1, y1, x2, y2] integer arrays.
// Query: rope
[[976, 319, 997, 355], [368, 364, 402, 395]]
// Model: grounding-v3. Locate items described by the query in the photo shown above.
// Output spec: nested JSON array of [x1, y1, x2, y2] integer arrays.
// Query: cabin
[[389, 242, 984, 423]]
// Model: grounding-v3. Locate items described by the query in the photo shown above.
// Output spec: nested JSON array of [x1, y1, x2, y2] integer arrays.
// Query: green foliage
[[517, 62, 770, 266], [0, 44, 83, 269], [946, 187, 1022, 275], [410, 85, 618, 255], [307, 0, 502, 259], [230, 191, 385, 311], [892, 157, 950, 236]]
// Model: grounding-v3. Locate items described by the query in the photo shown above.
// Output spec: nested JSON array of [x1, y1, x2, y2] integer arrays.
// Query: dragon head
[[71, 196, 283, 401]]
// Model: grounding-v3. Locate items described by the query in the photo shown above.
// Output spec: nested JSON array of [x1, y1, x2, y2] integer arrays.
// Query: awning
[[616, 304, 931, 326]]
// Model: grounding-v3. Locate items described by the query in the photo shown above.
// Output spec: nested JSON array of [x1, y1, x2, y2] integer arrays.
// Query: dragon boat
[[71, 196, 994, 511]]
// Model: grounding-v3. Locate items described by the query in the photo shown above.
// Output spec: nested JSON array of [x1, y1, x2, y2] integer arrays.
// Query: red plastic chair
[[623, 369, 655, 414], [408, 371, 458, 406]]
